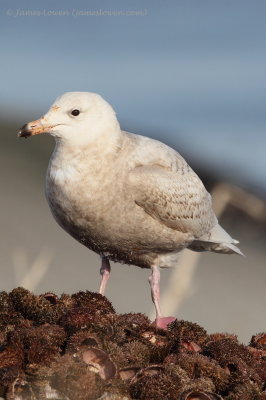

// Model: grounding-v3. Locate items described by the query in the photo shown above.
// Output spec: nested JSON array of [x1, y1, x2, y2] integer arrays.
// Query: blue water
[[1, 0, 266, 194]]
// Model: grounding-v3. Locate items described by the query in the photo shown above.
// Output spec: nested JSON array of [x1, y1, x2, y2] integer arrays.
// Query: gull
[[18, 92, 243, 329]]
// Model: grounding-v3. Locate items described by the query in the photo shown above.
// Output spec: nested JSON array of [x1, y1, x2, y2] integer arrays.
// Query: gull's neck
[[50, 127, 125, 168]]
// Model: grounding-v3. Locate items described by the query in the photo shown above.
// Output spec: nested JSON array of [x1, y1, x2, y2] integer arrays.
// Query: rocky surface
[[0, 288, 265, 399]]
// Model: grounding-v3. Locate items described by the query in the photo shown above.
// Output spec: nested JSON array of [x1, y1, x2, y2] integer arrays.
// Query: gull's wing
[[127, 162, 217, 239], [125, 134, 242, 254]]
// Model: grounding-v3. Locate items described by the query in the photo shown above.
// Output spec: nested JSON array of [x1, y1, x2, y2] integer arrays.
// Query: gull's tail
[[188, 224, 244, 256]]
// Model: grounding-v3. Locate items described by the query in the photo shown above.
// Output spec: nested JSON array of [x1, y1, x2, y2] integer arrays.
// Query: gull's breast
[[45, 159, 128, 245]]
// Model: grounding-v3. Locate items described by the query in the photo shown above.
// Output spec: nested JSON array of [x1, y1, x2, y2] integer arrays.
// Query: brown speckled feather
[[128, 164, 217, 238]]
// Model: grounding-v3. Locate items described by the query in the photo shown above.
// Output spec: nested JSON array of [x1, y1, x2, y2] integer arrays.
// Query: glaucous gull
[[18, 92, 243, 329]]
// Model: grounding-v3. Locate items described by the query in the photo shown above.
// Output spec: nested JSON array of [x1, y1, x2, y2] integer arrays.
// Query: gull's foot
[[152, 316, 177, 330]]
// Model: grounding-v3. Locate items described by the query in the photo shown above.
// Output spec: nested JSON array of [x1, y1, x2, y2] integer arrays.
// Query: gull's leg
[[149, 264, 176, 329], [99, 257, 111, 295]]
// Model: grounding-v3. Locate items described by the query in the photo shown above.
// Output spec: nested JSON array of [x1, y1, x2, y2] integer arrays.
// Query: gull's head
[[18, 92, 120, 146]]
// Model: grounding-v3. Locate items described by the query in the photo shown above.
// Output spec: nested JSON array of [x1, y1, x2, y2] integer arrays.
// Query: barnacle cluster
[[0, 287, 265, 399]]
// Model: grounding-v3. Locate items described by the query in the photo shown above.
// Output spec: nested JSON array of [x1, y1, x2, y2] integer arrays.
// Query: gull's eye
[[71, 109, 80, 116]]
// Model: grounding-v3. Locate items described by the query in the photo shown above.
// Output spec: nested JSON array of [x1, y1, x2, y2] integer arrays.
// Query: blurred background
[[1, 0, 266, 343]]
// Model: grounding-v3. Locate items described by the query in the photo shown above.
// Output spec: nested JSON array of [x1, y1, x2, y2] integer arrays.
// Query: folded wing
[[127, 156, 243, 256], [128, 163, 217, 239]]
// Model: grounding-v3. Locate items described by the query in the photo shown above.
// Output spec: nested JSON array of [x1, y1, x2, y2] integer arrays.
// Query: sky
[[1, 0, 266, 195]]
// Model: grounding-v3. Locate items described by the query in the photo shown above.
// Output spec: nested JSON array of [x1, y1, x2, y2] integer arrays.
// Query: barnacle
[[247, 345, 266, 361], [203, 338, 254, 367], [114, 313, 150, 334], [163, 356, 190, 386], [0, 291, 15, 313], [59, 293, 75, 309], [60, 292, 115, 336], [250, 333, 266, 351], [225, 357, 263, 389], [225, 381, 263, 400], [0, 345, 24, 370], [129, 371, 183, 400], [253, 360, 266, 385], [165, 353, 229, 392], [66, 330, 101, 354], [59, 306, 105, 335], [50, 353, 105, 400], [168, 320, 209, 353], [104, 339, 151, 371], [103, 341, 128, 370], [10, 287, 60, 324], [40, 292, 59, 305], [208, 333, 238, 343], [204, 338, 264, 392], [25, 324, 66, 365], [140, 326, 172, 363], [107, 313, 150, 346], [0, 290, 26, 345], [0, 311, 25, 346], [71, 290, 115, 314], [116, 340, 151, 368]]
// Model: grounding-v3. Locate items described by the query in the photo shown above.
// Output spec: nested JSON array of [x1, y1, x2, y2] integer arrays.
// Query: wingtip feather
[[222, 242, 245, 256]]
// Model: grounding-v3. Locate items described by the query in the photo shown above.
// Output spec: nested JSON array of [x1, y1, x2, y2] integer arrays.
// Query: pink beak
[[18, 119, 47, 138]]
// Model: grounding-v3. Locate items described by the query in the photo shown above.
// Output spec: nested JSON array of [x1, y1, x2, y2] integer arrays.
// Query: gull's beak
[[18, 119, 47, 138]]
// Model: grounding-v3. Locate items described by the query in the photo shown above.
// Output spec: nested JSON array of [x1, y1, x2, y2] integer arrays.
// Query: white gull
[[18, 92, 243, 329]]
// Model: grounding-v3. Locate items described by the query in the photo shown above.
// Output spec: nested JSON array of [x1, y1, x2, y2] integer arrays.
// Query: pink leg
[[99, 257, 111, 295], [149, 264, 176, 329]]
